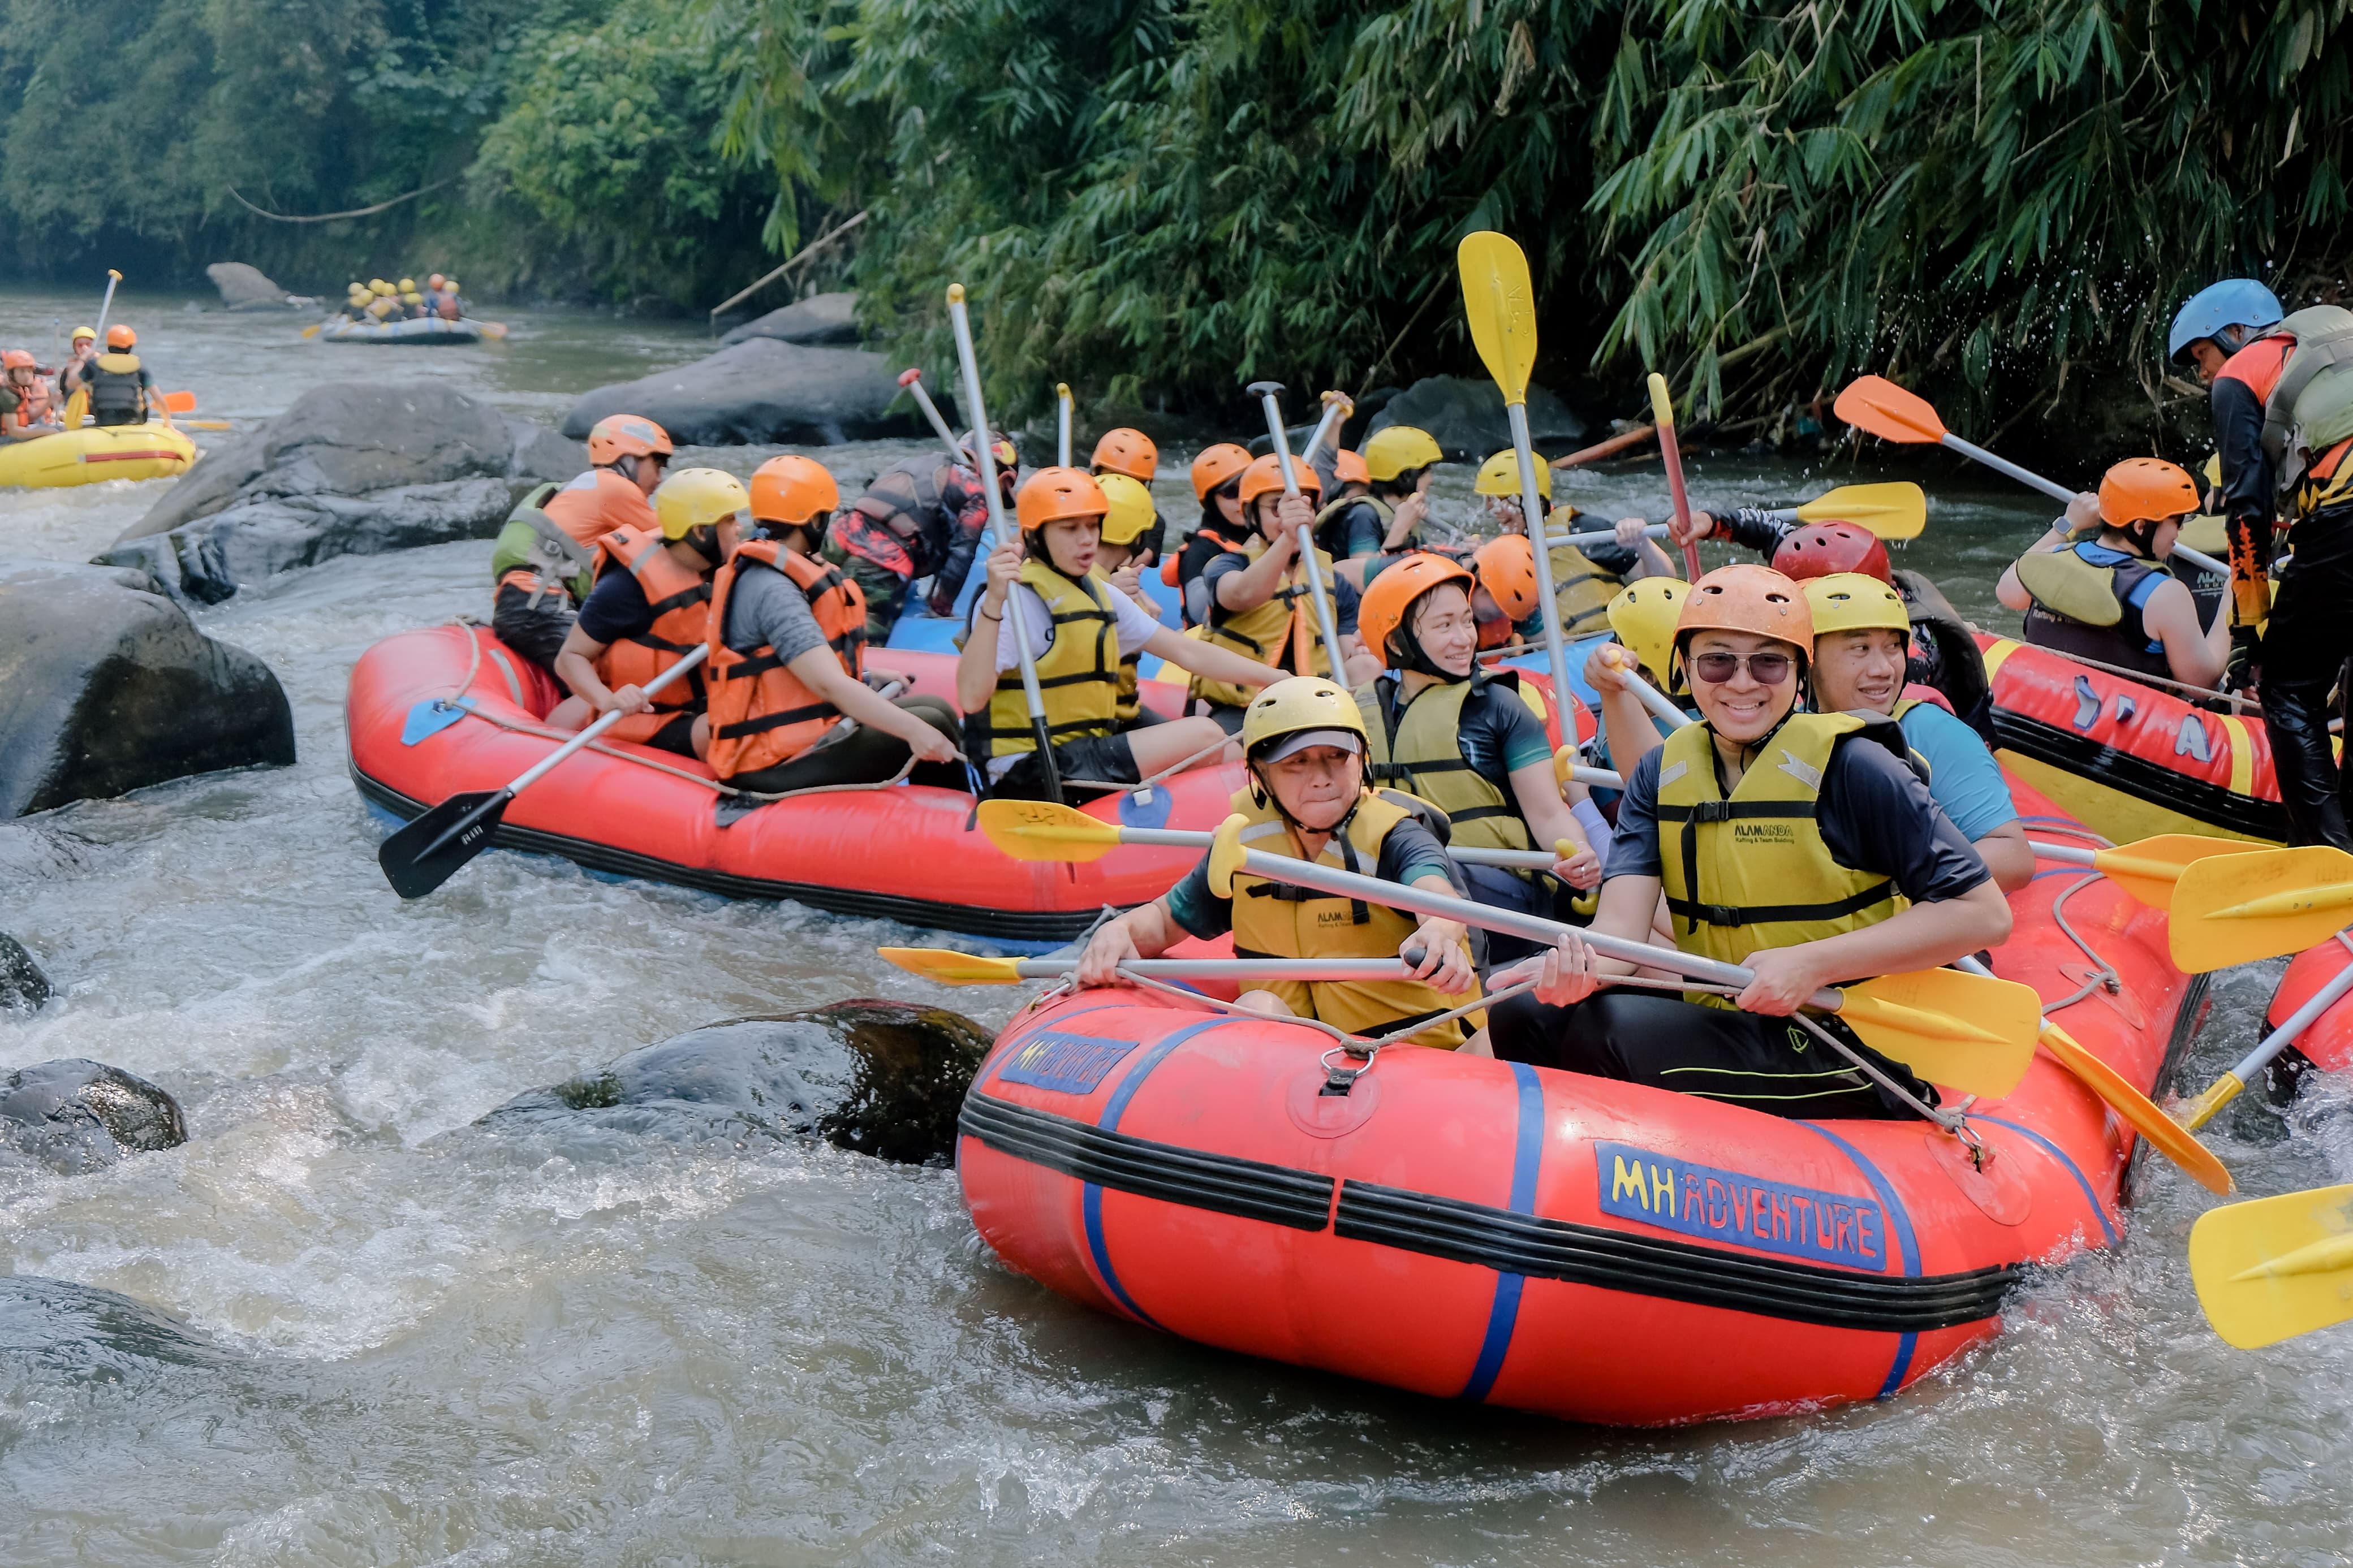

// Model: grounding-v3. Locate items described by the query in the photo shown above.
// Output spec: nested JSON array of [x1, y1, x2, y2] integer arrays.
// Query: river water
[[2, 283, 2350, 1566]]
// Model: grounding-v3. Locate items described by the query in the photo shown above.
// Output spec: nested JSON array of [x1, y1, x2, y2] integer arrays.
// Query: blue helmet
[[2169, 279, 2283, 362]]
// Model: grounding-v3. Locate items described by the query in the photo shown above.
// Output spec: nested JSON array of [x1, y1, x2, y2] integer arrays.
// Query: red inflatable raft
[[346, 624, 1588, 941], [958, 780, 2204, 1425]]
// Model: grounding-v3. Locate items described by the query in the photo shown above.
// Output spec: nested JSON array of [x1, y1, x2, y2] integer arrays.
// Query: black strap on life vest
[[1654, 796, 1893, 930]]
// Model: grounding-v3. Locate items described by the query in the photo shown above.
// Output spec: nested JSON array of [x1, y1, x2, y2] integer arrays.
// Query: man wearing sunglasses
[[1479, 564, 2012, 1120]]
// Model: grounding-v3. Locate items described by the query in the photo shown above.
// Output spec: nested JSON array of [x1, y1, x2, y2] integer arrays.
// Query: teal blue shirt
[[1898, 701, 2017, 843]]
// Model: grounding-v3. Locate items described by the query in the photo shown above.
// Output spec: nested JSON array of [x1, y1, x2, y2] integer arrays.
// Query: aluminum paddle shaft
[[1247, 381, 1349, 681]]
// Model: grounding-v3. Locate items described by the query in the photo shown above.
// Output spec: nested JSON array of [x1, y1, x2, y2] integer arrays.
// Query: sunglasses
[[1690, 650, 1796, 686]]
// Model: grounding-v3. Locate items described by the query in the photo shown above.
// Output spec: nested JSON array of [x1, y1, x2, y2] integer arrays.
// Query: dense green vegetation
[[5, 0, 2348, 432]]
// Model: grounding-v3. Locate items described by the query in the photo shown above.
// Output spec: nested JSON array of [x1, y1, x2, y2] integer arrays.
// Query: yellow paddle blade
[[1833, 375, 1949, 445], [1457, 231, 1537, 407], [476, 321, 510, 340], [975, 798, 1124, 863], [876, 947, 1026, 986], [2037, 1022, 2233, 1194], [178, 419, 234, 431], [1837, 968, 2042, 1099], [2190, 1183, 2353, 1347], [2089, 835, 2268, 911], [1794, 482, 1927, 541], [301, 323, 323, 338], [2174, 1070, 2247, 1132], [2170, 845, 2353, 971]]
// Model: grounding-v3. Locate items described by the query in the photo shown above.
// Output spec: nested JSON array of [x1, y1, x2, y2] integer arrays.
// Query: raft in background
[[958, 776, 2205, 1425], [313, 317, 486, 345], [0, 423, 200, 490]]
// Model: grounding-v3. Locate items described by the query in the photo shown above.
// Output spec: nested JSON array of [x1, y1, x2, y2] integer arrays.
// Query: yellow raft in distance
[[0, 422, 200, 489]]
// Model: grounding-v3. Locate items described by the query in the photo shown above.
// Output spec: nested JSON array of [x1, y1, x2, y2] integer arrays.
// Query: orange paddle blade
[[162, 390, 197, 412], [1833, 375, 1949, 445]]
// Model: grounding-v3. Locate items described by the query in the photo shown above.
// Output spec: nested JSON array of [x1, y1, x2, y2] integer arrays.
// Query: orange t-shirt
[[543, 468, 657, 551]]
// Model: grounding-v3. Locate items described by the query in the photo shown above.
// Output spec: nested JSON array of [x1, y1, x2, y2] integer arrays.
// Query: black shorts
[[1201, 702, 1248, 736], [492, 581, 576, 675], [641, 712, 701, 758], [989, 732, 1140, 801]]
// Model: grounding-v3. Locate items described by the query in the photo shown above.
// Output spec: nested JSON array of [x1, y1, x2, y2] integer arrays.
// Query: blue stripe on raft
[[1460, 1062, 1545, 1402], [1798, 1122, 1923, 1399], [1977, 1114, 2119, 1247], [1080, 1016, 1249, 1327]]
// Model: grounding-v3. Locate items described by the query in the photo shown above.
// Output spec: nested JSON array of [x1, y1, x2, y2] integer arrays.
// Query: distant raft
[[314, 317, 485, 345], [0, 423, 200, 489]]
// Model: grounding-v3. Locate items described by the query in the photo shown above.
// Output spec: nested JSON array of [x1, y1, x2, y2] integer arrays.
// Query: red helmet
[[1, 349, 34, 371], [587, 414, 674, 465], [105, 325, 136, 350], [1770, 521, 1889, 584]]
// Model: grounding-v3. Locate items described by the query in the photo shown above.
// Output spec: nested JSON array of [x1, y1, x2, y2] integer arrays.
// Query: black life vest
[[85, 354, 146, 426]]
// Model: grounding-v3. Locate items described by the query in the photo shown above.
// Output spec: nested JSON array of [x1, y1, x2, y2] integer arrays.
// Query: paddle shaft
[[1507, 401, 1579, 728], [899, 370, 967, 462], [1090, 821, 1567, 871], [1945, 432, 2233, 580], [1024, 957, 1424, 983], [2212, 936, 2353, 1108], [1550, 425, 1656, 469], [1055, 383, 1072, 467], [514, 645, 709, 796], [1299, 393, 1350, 470], [1251, 384, 1349, 682], [947, 287, 1061, 804], [1544, 524, 1670, 551], [94, 269, 121, 340], [1647, 375, 1705, 582]]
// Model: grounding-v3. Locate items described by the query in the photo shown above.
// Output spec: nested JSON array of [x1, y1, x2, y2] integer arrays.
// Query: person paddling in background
[[1092, 472, 1168, 731], [704, 455, 968, 794], [82, 325, 159, 427], [1192, 453, 1378, 729], [1473, 450, 1675, 638], [1314, 425, 1443, 572], [1074, 677, 1481, 1047], [959, 468, 1281, 799], [1482, 565, 2011, 1113], [1994, 457, 2227, 689], [490, 414, 674, 679], [1170, 442, 1254, 626], [58, 325, 97, 402], [1, 351, 59, 440], [548, 467, 744, 758], [830, 432, 1015, 643], [1353, 554, 1604, 959]]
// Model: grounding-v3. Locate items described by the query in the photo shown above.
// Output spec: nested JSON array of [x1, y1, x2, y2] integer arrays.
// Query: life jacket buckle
[[1692, 800, 1733, 823], [1700, 902, 1743, 927]]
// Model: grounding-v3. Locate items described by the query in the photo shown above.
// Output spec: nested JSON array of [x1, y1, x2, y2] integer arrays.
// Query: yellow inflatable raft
[[0, 423, 200, 489]]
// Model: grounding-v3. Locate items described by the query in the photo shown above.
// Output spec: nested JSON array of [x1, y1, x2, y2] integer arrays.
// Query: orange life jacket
[[591, 525, 712, 743], [703, 540, 868, 779], [7, 374, 54, 427]]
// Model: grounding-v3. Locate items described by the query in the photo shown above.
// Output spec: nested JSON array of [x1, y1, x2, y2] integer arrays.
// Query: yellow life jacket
[[1358, 672, 1540, 862], [977, 558, 1121, 760], [1192, 535, 1338, 708], [1544, 539, 1621, 639], [1313, 494, 1394, 557], [1091, 564, 1144, 723], [1225, 787, 1477, 1047], [1653, 712, 1909, 1006]]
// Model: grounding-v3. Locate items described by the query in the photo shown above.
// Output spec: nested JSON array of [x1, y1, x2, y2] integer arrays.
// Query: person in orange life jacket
[[490, 414, 673, 675], [58, 326, 97, 400], [1476, 565, 2011, 1111], [1072, 676, 1481, 1046], [1994, 458, 2227, 689], [549, 467, 745, 757], [1170, 442, 1255, 627], [704, 455, 968, 794], [1, 351, 59, 439], [829, 433, 1016, 642], [955, 467, 1283, 802]]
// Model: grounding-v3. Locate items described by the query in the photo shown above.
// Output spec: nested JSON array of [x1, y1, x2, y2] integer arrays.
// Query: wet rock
[[477, 1000, 990, 1164], [97, 381, 581, 602], [0, 1276, 234, 1378], [0, 561, 294, 815], [0, 1059, 188, 1174], [1363, 375, 1587, 461], [0, 932, 50, 1012], [204, 262, 312, 312], [719, 291, 861, 348], [560, 338, 914, 447]]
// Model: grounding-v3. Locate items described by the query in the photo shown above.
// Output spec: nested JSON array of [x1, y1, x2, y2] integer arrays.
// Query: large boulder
[[0, 561, 294, 815], [0, 1059, 188, 1175], [0, 932, 49, 1013], [98, 381, 581, 602], [560, 338, 913, 447], [1364, 375, 1587, 460], [475, 1000, 990, 1165], [718, 290, 861, 348], [204, 261, 311, 312]]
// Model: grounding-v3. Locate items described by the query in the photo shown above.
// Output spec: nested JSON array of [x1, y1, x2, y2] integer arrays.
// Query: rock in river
[[1365, 375, 1587, 460], [0, 932, 51, 1013], [0, 1059, 188, 1174], [98, 381, 582, 603], [204, 261, 312, 312], [560, 338, 913, 447], [718, 290, 861, 347], [477, 1001, 990, 1165], [0, 561, 294, 817]]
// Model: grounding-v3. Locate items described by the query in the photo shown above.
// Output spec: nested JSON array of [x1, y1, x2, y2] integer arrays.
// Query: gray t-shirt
[[722, 557, 829, 665]]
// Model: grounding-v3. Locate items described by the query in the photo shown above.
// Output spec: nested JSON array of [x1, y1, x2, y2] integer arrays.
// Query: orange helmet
[[748, 454, 839, 528], [1358, 553, 1476, 668], [1673, 564, 1812, 688], [1090, 427, 1158, 481], [587, 414, 674, 465], [1, 349, 33, 371], [105, 325, 135, 349], [426, 273, 446, 290], [1191, 442, 1253, 500], [1015, 466, 1107, 532], [1473, 534, 1542, 622], [1332, 448, 1371, 487], [2098, 457, 2200, 529], [1770, 521, 1890, 584], [1238, 452, 1323, 506]]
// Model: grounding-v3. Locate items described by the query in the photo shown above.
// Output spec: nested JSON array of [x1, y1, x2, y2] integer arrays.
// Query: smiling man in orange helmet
[[1484, 564, 2009, 1115], [491, 413, 674, 676]]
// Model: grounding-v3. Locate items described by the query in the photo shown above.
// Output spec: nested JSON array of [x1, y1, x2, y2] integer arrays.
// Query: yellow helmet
[[1604, 578, 1690, 683], [445, 279, 460, 293], [1095, 473, 1157, 546], [370, 279, 394, 296], [654, 468, 750, 541], [1803, 573, 1910, 646], [401, 292, 423, 305], [1363, 425, 1443, 482], [1240, 676, 1368, 759], [1473, 449, 1550, 500], [397, 278, 416, 294]]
